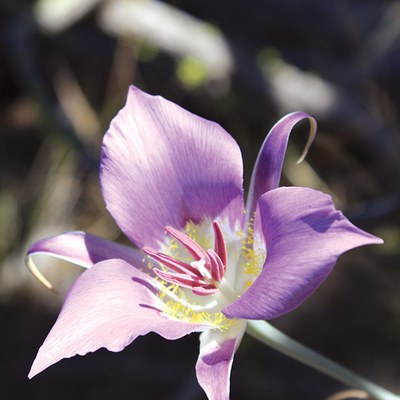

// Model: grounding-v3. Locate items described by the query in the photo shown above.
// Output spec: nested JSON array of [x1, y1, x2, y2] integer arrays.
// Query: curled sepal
[[246, 112, 317, 215], [25, 231, 144, 291]]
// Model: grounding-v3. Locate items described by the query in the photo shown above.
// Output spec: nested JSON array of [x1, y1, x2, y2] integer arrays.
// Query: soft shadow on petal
[[100, 85, 244, 249], [29, 259, 204, 378], [195, 321, 246, 400], [224, 187, 383, 321], [246, 112, 316, 215]]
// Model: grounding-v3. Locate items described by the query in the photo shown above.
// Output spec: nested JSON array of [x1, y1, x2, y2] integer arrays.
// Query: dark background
[[1, 0, 399, 399]]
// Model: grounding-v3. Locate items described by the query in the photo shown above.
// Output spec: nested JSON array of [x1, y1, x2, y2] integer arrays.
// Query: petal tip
[[28, 356, 51, 380]]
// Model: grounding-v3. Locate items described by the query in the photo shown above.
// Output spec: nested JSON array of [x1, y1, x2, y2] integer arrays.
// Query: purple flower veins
[[26, 85, 382, 400]]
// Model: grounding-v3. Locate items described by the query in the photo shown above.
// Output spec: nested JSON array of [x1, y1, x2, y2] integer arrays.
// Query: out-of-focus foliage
[[0, 0, 399, 399]]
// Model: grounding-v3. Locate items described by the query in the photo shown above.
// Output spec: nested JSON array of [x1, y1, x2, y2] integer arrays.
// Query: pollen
[[158, 285, 234, 329], [185, 221, 213, 251], [241, 212, 265, 282]]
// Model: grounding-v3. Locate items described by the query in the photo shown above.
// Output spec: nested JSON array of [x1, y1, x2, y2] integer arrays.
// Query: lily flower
[[26, 85, 382, 400]]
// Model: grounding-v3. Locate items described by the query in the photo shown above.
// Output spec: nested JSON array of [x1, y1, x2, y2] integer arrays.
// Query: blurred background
[[1, 0, 400, 399]]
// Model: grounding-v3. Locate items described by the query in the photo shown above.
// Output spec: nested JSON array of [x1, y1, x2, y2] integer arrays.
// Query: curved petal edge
[[29, 259, 203, 378], [195, 321, 246, 400], [100, 85, 244, 249], [224, 186, 383, 321]]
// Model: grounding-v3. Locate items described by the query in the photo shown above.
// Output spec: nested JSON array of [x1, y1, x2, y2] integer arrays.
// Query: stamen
[[164, 226, 207, 260], [153, 268, 206, 288], [213, 221, 227, 266], [144, 222, 229, 297], [192, 285, 219, 296], [143, 247, 201, 277], [154, 267, 219, 297], [206, 249, 225, 282]]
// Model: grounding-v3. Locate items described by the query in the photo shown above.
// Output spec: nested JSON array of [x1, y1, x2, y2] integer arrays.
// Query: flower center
[[142, 218, 265, 328], [143, 221, 228, 296]]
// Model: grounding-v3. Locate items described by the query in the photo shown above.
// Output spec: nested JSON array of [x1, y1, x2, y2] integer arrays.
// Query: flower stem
[[246, 320, 400, 400]]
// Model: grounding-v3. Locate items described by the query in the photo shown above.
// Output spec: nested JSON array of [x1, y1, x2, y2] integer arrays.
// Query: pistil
[[143, 221, 229, 297]]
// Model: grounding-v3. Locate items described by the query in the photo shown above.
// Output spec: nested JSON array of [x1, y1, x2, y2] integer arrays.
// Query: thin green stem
[[246, 320, 399, 400]]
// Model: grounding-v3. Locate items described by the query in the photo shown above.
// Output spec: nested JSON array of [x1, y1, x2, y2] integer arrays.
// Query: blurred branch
[[34, 0, 102, 33], [53, 67, 102, 151], [98, 0, 233, 82]]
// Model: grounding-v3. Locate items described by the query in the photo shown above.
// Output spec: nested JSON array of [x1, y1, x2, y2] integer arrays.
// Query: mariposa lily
[[26, 85, 382, 400]]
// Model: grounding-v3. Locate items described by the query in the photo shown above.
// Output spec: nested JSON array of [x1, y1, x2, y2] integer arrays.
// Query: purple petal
[[25, 231, 144, 290], [195, 321, 246, 400], [224, 187, 383, 320], [29, 259, 203, 378], [246, 112, 317, 215], [100, 85, 244, 249]]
